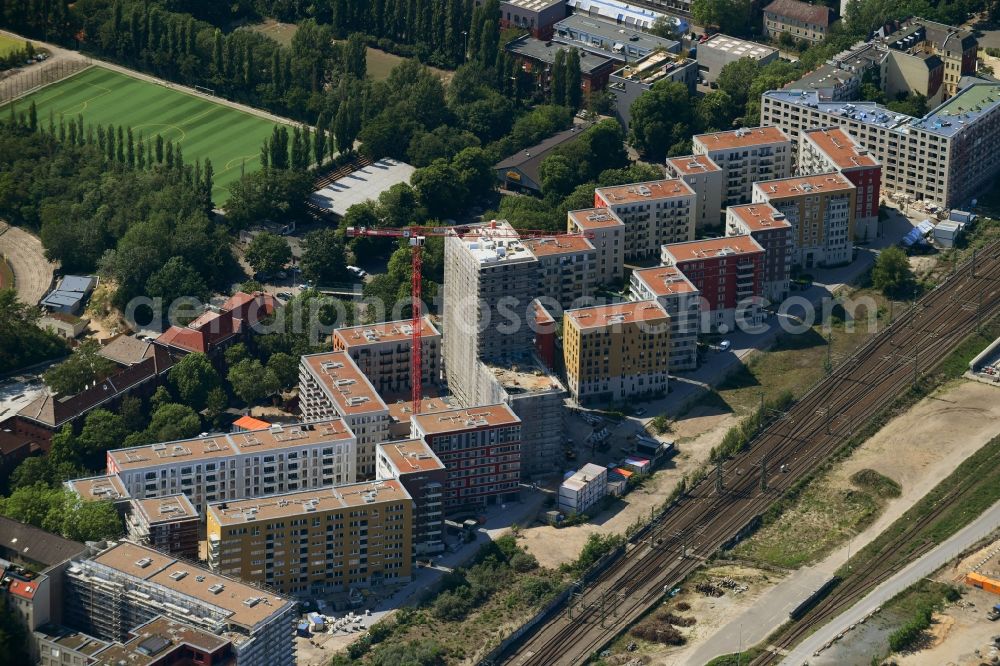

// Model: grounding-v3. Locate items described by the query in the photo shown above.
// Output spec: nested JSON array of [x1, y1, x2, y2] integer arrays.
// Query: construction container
[[933, 220, 963, 248], [623, 457, 651, 474], [966, 572, 1000, 595]]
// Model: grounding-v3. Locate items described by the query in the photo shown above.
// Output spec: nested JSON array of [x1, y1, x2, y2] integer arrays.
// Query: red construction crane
[[345, 222, 589, 414]]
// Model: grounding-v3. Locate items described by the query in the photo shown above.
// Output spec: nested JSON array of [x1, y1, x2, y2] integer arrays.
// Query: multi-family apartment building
[[506, 35, 616, 94], [65, 474, 131, 504], [563, 301, 671, 404], [522, 236, 597, 312], [693, 127, 793, 206], [88, 616, 236, 666], [103, 419, 357, 512], [661, 236, 766, 333], [665, 154, 724, 231], [609, 50, 699, 128], [410, 404, 522, 509], [763, 0, 834, 43], [798, 127, 882, 241], [206, 481, 412, 597], [33, 626, 110, 666], [331, 317, 441, 397], [552, 13, 680, 64], [593, 179, 696, 259], [443, 221, 540, 405], [882, 18, 978, 98], [725, 204, 793, 302], [298, 351, 388, 477], [375, 439, 447, 556], [63, 541, 296, 666], [126, 495, 200, 560], [566, 208, 625, 284], [629, 266, 701, 371], [752, 172, 856, 267], [760, 82, 1000, 208]]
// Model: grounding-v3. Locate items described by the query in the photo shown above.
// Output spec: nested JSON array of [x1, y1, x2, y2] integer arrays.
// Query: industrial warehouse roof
[[700, 34, 777, 61], [566, 0, 681, 31], [507, 35, 615, 73], [553, 14, 680, 58], [310, 158, 415, 217]]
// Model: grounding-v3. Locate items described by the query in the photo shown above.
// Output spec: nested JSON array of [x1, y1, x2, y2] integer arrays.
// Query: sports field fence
[[0, 57, 92, 106]]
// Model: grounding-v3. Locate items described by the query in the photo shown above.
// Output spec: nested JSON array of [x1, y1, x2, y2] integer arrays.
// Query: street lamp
[[462, 31, 468, 63]]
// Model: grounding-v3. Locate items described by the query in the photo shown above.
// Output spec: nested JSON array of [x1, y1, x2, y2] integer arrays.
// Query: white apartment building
[[593, 179, 696, 259], [442, 221, 540, 405], [299, 351, 390, 478], [666, 154, 724, 231], [752, 172, 856, 267], [629, 266, 701, 371], [332, 317, 442, 396], [566, 208, 625, 284], [760, 83, 1000, 208], [104, 419, 357, 512], [558, 463, 608, 514], [693, 127, 793, 206], [63, 541, 297, 666]]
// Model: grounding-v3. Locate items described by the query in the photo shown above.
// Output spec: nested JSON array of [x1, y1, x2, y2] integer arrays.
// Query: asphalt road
[[781, 498, 1000, 664]]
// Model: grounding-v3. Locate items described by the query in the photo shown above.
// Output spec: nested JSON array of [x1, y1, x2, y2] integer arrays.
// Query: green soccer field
[[5, 66, 280, 203]]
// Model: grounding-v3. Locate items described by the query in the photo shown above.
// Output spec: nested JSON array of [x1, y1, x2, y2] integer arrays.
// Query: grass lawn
[[366, 46, 453, 83], [0, 34, 27, 58], [244, 19, 299, 47], [3, 66, 279, 203]]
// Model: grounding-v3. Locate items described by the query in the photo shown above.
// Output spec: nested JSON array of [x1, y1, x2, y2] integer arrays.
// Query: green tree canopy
[[0, 289, 68, 374], [169, 352, 223, 411], [300, 228, 348, 285], [872, 246, 915, 298], [228, 359, 280, 405], [0, 485, 123, 542], [246, 231, 292, 276], [145, 256, 209, 305], [43, 340, 117, 395]]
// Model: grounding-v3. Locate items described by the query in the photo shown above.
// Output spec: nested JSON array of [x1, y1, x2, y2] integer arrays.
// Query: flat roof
[[563, 463, 607, 490], [411, 403, 520, 436], [387, 395, 455, 426], [595, 179, 693, 206], [92, 616, 230, 666], [301, 351, 389, 416], [700, 34, 777, 60], [310, 158, 415, 217], [132, 494, 199, 525], [334, 316, 440, 348], [377, 439, 445, 474], [207, 480, 411, 526], [612, 50, 694, 87], [566, 0, 679, 31], [523, 236, 596, 258], [35, 626, 109, 656], [567, 207, 625, 229], [727, 203, 792, 231], [662, 235, 765, 262], [486, 360, 565, 393], [89, 542, 293, 628], [666, 154, 721, 176], [631, 266, 699, 296], [553, 14, 680, 55], [694, 126, 790, 151], [763, 90, 922, 132], [754, 172, 854, 199], [503, 0, 563, 9], [453, 219, 539, 267], [506, 35, 614, 74], [66, 475, 130, 502], [803, 127, 879, 169], [916, 82, 1000, 138], [565, 301, 670, 329], [107, 419, 354, 471]]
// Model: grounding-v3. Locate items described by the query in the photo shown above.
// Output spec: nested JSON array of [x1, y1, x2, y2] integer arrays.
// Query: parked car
[[276, 292, 292, 301], [718, 340, 731, 352]]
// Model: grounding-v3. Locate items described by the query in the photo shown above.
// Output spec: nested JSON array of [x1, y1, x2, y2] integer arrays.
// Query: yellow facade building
[[206, 480, 412, 598], [563, 301, 670, 405]]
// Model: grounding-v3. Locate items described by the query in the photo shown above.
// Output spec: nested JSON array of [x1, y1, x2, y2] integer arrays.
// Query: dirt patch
[[0, 222, 57, 305], [244, 20, 299, 47], [520, 411, 739, 569], [893, 582, 1000, 666]]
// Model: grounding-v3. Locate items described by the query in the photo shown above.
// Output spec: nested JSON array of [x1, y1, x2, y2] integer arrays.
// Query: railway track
[[500, 243, 1000, 666]]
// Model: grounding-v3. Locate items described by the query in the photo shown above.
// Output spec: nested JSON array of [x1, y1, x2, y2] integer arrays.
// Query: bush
[[510, 551, 539, 573], [432, 588, 473, 621], [850, 469, 902, 498]]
